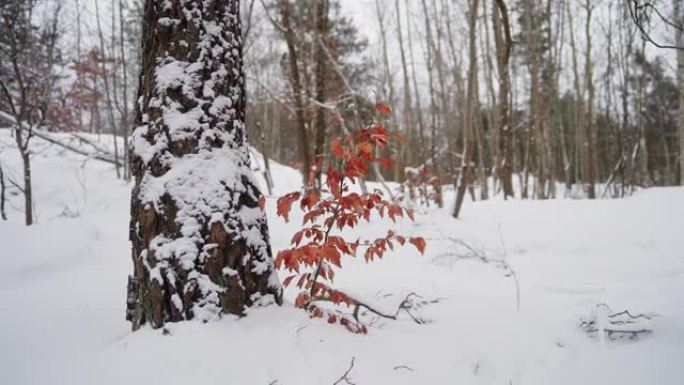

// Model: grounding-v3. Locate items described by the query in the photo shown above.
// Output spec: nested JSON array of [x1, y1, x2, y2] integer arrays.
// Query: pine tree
[[126, 0, 282, 330]]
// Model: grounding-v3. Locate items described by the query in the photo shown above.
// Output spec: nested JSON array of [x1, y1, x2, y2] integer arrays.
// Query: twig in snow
[[579, 303, 655, 341], [333, 357, 356, 385], [497, 225, 520, 312], [393, 365, 415, 372]]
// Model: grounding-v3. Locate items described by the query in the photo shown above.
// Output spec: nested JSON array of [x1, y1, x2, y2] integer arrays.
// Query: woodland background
[[2, 0, 683, 220]]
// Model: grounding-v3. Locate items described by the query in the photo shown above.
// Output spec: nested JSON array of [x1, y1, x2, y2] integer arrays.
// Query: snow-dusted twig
[[393, 365, 415, 372], [497, 225, 520, 312], [333, 357, 356, 385]]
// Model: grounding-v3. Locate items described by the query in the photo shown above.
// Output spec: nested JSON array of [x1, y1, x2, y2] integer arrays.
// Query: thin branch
[[332, 357, 356, 385], [628, 0, 684, 50]]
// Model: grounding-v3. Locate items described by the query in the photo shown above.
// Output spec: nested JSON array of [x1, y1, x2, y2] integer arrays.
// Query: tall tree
[[126, 0, 282, 330]]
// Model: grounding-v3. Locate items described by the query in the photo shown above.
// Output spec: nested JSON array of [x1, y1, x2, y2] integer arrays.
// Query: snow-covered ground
[[1, 129, 683, 385]]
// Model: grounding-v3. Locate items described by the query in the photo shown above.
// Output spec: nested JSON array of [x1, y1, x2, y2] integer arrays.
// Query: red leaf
[[301, 191, 320, 210], [409, 237, 427, 255], [283, 275, 297, 287], [322, 245, 342, 267], [375, 157, 393, 169], [277, 192, 301, 222], [258, 196, 266, 212], [291, 230, 304, 246], [330, 138, 344, 158], [295, 292, 310, 308], [375, 102, 392, 116]]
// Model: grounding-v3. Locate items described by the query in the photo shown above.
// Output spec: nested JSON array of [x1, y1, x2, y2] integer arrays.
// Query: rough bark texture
[[127, 0, 282, 331]]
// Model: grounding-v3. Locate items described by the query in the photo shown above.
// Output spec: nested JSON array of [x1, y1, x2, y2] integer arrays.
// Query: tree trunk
[[127, 0, 282, 331], [583, 0, 596, 199], [313, 0, 329, 189], [676, 0, 684, 185], [394, 0, 414, 179], [493, 0, 514, 199], [453, 0, 479, 218], [95, 0, 121, 179], [279, 0, 312, 186], [119, 0, 132, 181], [523, 0, 546, 199]]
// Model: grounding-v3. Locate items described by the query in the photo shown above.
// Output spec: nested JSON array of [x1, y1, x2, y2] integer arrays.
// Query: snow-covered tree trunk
[[126, 0, 282, 330]]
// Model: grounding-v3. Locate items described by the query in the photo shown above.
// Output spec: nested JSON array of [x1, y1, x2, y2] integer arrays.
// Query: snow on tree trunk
[[126, 0, 282, 330]]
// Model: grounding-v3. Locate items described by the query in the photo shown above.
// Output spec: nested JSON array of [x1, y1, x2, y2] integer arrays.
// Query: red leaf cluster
[[397, 163, 443, 207]]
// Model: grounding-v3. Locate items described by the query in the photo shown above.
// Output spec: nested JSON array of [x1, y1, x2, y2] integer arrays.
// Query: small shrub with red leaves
[[272, 106, 427, 334]]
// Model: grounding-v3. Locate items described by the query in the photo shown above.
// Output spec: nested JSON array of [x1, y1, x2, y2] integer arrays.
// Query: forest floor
[[1, 129, 683, 385]]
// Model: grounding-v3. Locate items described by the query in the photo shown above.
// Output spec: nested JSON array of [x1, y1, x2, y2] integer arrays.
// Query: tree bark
[[127, 0, 282, 330]]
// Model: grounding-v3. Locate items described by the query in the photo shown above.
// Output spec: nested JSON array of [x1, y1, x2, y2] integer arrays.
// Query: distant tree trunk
[[453, 0, 479, 218], [420, 0, 442, 206], [0, 163, 6, 220], [94, 0, 121, 179], [393, 0, 414, 175], [676, 0, 684, 185], [127, 0, 282, 331], [279, 0, 312, 186], [567, 2, 582, 192], [313, 0, 329, 189], [493, 0, 514, 199], [118, 0, 131, 182], [523, 0, 546, 199], [636, 40, 650, 186], [375, 0, 399, 181], [583, 0, 596, 198], [405, 0, 426, 165]]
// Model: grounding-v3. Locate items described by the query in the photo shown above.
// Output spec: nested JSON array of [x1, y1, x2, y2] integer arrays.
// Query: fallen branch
[[312, 292, 440, 325], [579, 304, 655, 341], [0, 111, 122, 167]]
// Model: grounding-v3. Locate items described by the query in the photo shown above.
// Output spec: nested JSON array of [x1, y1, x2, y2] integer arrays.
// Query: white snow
[[1, 128, 683, 385]]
